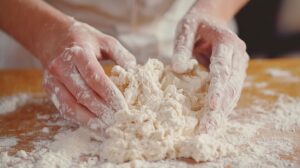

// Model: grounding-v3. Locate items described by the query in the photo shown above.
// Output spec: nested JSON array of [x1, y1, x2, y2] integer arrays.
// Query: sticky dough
[[100, 59, 235, 163]]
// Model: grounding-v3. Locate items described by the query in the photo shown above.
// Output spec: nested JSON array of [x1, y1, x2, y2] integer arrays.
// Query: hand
[[172, 9, 249, 133], [42, 20, 136, 131]]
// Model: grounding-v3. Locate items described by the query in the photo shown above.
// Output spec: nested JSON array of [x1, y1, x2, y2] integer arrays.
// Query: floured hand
[[172, 6, 249, 133], [42, 20, 136, 131]]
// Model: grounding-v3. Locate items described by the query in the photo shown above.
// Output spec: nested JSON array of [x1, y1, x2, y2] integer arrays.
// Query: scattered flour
[[254, 82, 268, 88], [36, 114, 50, 120], [265, 68, 300, 82], [41, 127, 50, 134], [261, 89, 277, 96], [16, 150, 27, 158], [0, 94, 30, 115], [103, 59, 225, 163], [264, 95, 300, 131], [265, 68, 292, 77], [0, 137, 18, 151], [2, 95, 300, 167], [1, 59, 300, 167]]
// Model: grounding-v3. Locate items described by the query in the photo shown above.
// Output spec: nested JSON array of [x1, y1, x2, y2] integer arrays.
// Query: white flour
[[264, 96, 300, 131], [265, 68, 300, 83], [261, 89, 277, 96], [0, 94, 30, 115], [41, 127, 50, 134], [254, 82, 268, 88], [0, 137, 18, 151], [265, 68, 292, 77], [103, 59, 231, 163], [1, 59, 300, 167]]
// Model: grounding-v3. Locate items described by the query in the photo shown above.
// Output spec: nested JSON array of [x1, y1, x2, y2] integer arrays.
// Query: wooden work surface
[[1, 58, 300, 165]]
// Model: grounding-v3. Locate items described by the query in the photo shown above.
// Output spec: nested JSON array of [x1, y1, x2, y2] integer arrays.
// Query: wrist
[[0, 0, 77, 68], [36, 16, 76, 67]]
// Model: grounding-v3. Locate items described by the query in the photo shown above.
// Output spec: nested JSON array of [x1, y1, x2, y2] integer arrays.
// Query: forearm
[[193, 0, 249, 22], [0, 0, 74, 66]]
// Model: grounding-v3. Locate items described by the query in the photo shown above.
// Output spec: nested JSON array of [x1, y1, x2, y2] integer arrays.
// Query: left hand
[[42, 21, 136, 131], [172, 7, 249, 133]]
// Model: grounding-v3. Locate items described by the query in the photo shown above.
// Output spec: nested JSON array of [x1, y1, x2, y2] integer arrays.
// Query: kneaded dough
[[100, 59, 235, 163]]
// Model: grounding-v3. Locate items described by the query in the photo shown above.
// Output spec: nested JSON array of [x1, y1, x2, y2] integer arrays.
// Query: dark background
[[236, 0, 300, 58]]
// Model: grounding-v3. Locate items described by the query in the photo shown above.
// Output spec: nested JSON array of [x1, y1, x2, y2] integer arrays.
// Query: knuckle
[[83, 65, 94, 78], [235, 52, 249, 68], [221, 68, 231, 79], [239, 56, 249, 68], [217, 30, 230, 39], [178, 17, 197, 33], [104, 36, 119, 47], [48, 58, 72, 76], [69, 45, 84, 56], [84, 67, 104, 83], [84, 75, 96, 86], [221, 32, 245, 48], [230, 36, 246, 51], [63, 46, 85, 62], [60, 104, 75, 117], [59, 110, 73, 121], [76, 91, 91, 104], [230, 80, 243, 96], [63, 50, 76, 61], [227, 86, 237, 98], [179, 18, 189, 27], [244, 53, 250, 62], [87, 73, 103, 83], [48, 60, 59, 74], [234, 39, 246, 51]]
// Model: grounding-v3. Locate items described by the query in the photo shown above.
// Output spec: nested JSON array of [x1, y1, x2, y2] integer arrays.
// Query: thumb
[[172, 18, 198, 73]]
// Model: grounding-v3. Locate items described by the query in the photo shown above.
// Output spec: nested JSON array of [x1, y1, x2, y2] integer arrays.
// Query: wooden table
[[1, 58, 300, 165]]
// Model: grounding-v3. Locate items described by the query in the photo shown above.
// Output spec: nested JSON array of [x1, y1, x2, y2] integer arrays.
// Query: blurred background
[[0, 0, 299, 68], [236, 0, 300, 58]]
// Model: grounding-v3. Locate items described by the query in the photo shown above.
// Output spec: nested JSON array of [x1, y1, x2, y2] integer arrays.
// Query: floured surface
[[0, 137, 18, 151], [1, 58, 300, 167], [1, 94, 300, 168], [0, 94, 31, 115]]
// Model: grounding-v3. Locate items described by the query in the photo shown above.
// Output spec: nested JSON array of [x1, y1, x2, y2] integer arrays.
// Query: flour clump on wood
[[100, 59, 236, 163]]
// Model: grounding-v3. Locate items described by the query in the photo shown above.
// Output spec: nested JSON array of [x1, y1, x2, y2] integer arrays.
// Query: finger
[[220, 52, 249, 115], [199, 51, 248, 133], [172, 18, 199, 73], [70, 46, 128, 112], [198, 108, 224, 134], [207, 44, 234, 111], [102, 37, 136, 69], [48, 51, 114, 118], [43, 71, 106, 131], [198, 44, 234, 133]]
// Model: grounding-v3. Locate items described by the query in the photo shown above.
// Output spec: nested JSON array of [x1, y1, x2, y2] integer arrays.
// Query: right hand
[[42, 20, 136, 131], [172, 8, 249, 133]]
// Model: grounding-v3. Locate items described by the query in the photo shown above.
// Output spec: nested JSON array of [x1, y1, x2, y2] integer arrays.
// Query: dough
[[100, 59, 235, 163]]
